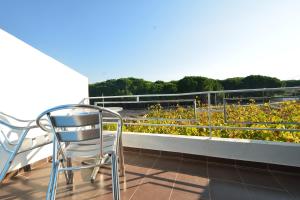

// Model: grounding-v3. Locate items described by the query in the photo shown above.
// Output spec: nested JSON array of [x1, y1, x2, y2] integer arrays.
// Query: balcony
[[1, 87, 300, 200]]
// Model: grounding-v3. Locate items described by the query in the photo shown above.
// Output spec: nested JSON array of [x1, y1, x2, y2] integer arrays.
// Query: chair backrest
[[36, 104, 122, 144], [50, 112, 100, 142]]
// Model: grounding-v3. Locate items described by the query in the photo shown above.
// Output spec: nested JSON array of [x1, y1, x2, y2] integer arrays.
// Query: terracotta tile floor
[[0, 151, 299, 200]]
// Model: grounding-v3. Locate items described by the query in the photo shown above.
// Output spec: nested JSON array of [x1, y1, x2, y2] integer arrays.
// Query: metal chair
[[36, 104, 123, 200], [0, 112, 51, 183]]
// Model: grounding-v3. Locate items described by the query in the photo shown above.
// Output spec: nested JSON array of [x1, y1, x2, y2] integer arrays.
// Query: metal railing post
[[102, 94, 105, 107], [207, 93, 212, 137], [223, 94, 227, 123], [214, 93, 217, 105], [193, 99, 197, 119]]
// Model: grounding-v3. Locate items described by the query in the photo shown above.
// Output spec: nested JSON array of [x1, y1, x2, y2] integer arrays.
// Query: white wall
[[0, 29, 88, 172], [123, 132, 300, 167], [0, 28, 88, 119]]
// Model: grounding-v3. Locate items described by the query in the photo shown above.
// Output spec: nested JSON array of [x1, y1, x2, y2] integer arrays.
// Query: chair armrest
[[0, 119, 38, 149], [0, 111, 34, 124]]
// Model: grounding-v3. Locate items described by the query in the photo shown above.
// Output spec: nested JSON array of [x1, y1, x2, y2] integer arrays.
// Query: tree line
[[89, 75, 300, 97]]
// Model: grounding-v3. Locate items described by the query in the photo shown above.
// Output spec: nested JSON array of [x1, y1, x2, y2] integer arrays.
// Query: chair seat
[[64, 132, 116, 158]]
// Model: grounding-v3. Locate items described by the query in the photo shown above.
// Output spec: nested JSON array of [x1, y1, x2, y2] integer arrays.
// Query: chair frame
[[36, 104, 123, 200], [0, 112, 39, 183]]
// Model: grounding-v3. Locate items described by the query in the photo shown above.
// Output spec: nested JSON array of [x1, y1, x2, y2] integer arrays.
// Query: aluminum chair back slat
[[57, 128, 100, 142], [50, 112, 101, 142], [51, 113, 99, 127]]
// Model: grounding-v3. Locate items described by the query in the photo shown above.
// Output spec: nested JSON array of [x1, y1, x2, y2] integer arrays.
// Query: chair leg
[[51, 162, 60, 200], [111, 153, 121, 200], [0, 153, 13, 183], [90, 156, 102, 183], [46, 161, 59, 200], [119, 139, 125, 177], [66, 158, 73, 184], [46, 165, 54, 200]]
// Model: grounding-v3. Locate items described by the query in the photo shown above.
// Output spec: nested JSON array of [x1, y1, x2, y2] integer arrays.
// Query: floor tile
[[120, 154, 157, 200], [210, 179, 250, 200], [246, 185, 294, 200], [208, 163, 241, 182], [272, 172, 300, 199], [130, 157, 179, 200], [238, 168, 282, 189], [170, 160, 209, 200]]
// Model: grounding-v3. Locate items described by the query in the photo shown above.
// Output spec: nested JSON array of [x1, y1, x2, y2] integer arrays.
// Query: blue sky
[[0, 0, 299, 83]]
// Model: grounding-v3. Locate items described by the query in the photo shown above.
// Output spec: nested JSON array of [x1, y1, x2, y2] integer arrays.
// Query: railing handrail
[[85, 86, 300, 100], [94, 99, 195, 105]]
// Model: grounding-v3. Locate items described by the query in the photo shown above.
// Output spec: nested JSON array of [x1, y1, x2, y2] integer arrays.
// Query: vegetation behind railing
[[88, 86, 300, 143], [104, 100, 300, 143]]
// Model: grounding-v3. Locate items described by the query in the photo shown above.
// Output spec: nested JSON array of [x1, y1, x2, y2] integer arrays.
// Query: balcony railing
[[83, 86, 300, 143]]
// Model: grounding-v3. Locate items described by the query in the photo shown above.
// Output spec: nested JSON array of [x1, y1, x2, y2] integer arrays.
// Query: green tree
[[220, 77, 243, 90], [203, 79, 223, 91], [241, 75, 283, 89], [89, 75, 296, 97], [284, 80, 300, 87]]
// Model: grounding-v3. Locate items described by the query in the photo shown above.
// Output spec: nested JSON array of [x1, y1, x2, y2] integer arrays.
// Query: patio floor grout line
[[268, 169, 300, 177], [208, 176, 288, 192], [236, 163, 252, 200], [206, 160, 212, 200], [207, 161, 235, 167], [207, 160, 267, 171], [268, 167, 296, 199], [167, 157, 182, 200], [128, 156, 159, 200], [126, 149, 300, 176], [207, 160, 300, 176]]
